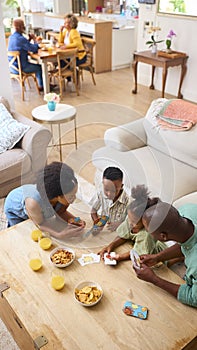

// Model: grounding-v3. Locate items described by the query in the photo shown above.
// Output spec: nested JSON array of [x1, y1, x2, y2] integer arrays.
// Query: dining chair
[[7, 51, 40, 101], [48, 48, 79, 97], [78, 37, 96, 86]]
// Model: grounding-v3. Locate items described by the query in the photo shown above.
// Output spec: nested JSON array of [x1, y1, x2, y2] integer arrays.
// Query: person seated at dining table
[[8, 18, 44, 91], [58, 14, 87, 81]]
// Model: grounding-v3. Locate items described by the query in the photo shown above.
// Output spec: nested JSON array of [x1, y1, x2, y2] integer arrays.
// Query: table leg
[[74, 116, 77, 150], [161, 65, 168, 98], [177, 59, 187, 99], [149, 66, 155, 90], [41, 61, 50, 94], [132, 60, 138, 94], [58, 123, 62, 162]]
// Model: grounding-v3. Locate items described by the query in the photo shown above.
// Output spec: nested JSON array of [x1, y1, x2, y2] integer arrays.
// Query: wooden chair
[[48, 48, 79, 97], [78, 37, 96, 86], [46, 31, 60, 42], [7, 51, 40, 101]]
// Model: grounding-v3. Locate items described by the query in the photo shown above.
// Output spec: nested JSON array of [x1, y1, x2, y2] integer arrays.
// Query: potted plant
[[146, 26, 164, 54]]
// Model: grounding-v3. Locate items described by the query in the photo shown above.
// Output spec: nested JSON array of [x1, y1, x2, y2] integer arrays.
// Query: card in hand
[[104, 252, 117, 265], [130, 249, 141, 269]]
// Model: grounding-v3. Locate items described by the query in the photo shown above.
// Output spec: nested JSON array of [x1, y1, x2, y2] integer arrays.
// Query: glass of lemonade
[[51, 269, 65, 291], [28, 251, 42, 271]]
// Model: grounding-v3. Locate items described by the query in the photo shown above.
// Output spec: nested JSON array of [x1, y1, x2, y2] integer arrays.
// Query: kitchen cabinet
[[112, 27, 135, 70], [78, 17, 112, 73], [72, 0, 104, 13]]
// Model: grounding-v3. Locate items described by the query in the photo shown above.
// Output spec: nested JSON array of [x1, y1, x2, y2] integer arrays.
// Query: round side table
[[32, 103, 77, 161]]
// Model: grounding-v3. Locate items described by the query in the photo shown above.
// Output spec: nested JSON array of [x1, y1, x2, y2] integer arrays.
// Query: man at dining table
[[8, 18, 44, 91]]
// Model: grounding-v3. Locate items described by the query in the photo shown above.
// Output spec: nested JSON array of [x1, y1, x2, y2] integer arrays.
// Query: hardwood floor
[[12, 67, 175, 184]]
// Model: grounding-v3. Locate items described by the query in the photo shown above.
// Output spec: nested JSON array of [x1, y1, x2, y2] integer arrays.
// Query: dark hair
[[103, 167, 123, 181], [127, 185, 160, 222], [64, 14, 78, 29], [36, 162, 77, 200]]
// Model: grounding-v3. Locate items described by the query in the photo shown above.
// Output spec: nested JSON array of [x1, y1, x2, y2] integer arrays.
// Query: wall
[[136, 2, 197, 103], [0, 2, 14, 109]]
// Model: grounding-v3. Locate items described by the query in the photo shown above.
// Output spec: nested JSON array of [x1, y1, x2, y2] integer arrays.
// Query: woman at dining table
[[58, 14, 87, 66]]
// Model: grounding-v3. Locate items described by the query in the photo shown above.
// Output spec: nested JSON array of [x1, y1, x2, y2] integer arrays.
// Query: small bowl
[[74, 281, 103, 307], [50, 246, 75, 268]]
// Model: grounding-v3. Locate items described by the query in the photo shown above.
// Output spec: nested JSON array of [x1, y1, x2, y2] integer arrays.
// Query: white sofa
[[92, 98, 197, 203]]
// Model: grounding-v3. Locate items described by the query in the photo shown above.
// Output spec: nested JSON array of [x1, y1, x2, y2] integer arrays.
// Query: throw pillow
[[0, 103, 30, 154]]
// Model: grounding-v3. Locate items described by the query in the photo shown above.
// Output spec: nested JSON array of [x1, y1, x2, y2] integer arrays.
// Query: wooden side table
[[132, 50, 188, 98], [32, 103, 77, 161]]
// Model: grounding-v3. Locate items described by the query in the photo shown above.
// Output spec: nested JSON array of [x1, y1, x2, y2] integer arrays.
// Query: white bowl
[[74, 281, 103, 307], [50, 246, 75, 268]]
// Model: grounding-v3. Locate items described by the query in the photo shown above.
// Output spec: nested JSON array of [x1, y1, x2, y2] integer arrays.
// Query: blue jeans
[[22, 62, 43, 88]]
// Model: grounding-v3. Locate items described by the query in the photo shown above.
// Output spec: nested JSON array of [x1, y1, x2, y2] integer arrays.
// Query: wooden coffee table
[[0, 220, 197, 350]]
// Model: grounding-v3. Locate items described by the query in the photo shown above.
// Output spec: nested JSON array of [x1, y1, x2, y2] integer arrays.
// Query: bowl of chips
[[74, 281, 103, 307], [50, 246, 75, 268]]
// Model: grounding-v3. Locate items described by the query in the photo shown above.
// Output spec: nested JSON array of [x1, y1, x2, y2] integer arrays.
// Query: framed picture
[[158, 0, 197, 17]]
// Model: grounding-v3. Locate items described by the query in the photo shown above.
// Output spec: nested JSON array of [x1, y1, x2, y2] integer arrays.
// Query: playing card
[[104, 252, 117, 265], [78, 253, 100, 266], [130, 249, 141, 269]]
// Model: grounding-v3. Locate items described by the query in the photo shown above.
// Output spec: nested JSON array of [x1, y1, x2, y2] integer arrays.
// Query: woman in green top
[[99, 185, 167, 262]]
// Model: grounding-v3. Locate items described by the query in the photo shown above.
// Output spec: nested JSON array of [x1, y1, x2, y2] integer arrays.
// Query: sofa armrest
[[13, 112, 52, 173], [104, 118, 147, 151]]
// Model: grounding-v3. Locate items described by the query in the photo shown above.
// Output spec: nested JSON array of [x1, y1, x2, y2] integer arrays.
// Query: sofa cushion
[[0, 103, 30, 154], [144, 98, 197, 168], [0, 148, 31, 184], [93, 145, 197, 202]]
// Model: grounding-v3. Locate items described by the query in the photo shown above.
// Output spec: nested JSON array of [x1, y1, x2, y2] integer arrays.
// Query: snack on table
[[50, 248, 74, 266], [75, 285, 102, 305]]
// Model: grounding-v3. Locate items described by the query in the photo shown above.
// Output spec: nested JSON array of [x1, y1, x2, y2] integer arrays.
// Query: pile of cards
[[78, 253, 100, 266], [104, 252, 117, 265]]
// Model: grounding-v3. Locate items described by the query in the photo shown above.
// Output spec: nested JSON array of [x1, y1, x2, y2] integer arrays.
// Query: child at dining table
[[90, 166, 130, 233], [98, 185, 167, 262]]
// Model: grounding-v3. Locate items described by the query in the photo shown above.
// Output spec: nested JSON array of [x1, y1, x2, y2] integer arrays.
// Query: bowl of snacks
[[50, 246, 75, 268], [74, 281, 103, 307]]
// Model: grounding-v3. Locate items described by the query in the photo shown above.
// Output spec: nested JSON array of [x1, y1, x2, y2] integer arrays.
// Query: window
[[158, 0, 197, 17]]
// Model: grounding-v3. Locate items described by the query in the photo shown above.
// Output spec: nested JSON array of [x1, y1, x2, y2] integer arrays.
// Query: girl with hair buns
[[99, 185, 167, 263], [4, 162, 86, 238]]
